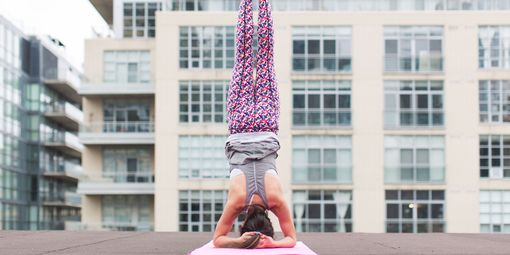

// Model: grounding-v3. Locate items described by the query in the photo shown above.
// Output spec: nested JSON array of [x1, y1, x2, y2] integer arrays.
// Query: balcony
[[42, 132, 84, 157], [43, 66, 82, 105], [2, 232, 510, 255], [42, 161, 83, 182], [384, 54, 443, 73], [77, 172, 155, 195], [79, 121, 155, 145], [44, 102, 84, 131], [79, 83, 155, 96], [42, 191, 82, 209]]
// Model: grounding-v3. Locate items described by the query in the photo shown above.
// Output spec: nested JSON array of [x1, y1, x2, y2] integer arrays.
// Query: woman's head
[[239, 204, 274, 238]]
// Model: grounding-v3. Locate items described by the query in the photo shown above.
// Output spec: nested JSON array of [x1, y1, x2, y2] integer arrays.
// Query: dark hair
[[239, 204, 274, 238]]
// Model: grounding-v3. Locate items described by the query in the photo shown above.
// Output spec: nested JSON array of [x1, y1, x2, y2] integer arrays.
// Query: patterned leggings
[[227, 0, 280, 135]]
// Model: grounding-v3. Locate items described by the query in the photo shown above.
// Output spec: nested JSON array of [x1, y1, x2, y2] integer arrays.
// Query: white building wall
[[82, 8, 510, 233]]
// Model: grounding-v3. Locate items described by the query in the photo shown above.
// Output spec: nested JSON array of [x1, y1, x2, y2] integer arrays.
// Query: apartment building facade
[[82, 0, 510, 233], [0, 15, 83, 230]]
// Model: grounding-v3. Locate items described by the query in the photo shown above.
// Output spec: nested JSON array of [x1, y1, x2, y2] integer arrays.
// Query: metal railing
[[42, 191, 82, 206], [45, 102, 84, 122], [77, 222, 153, 232], [43, 63, 81, 89], [43, 161, 82, 176], [384, 110, 444, 128], [80, 121, 155, 133], [384, 54, 443, 73], [292, 110, 352, 127], [83, 171, 155, 183], [102, 222, 153, 232], [42, 131, 84, 150]]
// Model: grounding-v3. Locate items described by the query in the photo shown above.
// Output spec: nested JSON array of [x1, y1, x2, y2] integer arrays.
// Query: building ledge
[[79, 132, 155, 145], [0, 232, 509, 255], [79, 83, 155, 96], [77, 182, 155, 195], [44, 79, 81, 106], [42, 201, 81, 209]]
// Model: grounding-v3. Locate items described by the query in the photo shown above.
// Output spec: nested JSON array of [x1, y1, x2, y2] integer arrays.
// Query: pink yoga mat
[[189, 241, 317, 255]]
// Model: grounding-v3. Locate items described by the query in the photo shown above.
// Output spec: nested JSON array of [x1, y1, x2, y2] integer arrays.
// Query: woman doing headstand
[[212, 0, 297, 249]]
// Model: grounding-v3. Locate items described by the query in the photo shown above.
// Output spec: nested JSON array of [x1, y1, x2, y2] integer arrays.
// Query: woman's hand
[[239, 232, 259, 244], [256, 234, 275, 248]]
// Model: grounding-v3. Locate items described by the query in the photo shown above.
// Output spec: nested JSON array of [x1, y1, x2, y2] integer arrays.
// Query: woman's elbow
[[288, 237, 297, 248], [213, 237, 222, 248]]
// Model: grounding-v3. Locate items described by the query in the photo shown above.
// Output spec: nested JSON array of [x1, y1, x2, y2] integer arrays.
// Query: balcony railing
[[42, 131, 84, 149], [45, 102, 84, 123], [43, 161, 82, 180], [77, 222, 153, 232], [79, 121, 155, 145], [81, 121, 155, 133], [78, 171, 155, 195], [42, 191, 82, 207], [43, 65, 81, 90], [384, 110, 444, 128], [384, 54, 443, 73], [293, 109, 352, 127], [44, 160, 82, 174], [83, 172, 155, 184]]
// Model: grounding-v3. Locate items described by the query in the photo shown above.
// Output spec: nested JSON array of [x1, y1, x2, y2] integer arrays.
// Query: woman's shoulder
[[228, 177, 247, 200], [265, 176, 285, 207]]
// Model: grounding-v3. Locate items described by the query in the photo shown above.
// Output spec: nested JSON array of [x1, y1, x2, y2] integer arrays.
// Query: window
[[123, 1, 162, 38], [179, 190, 242, 232], [385, 80, 444, 128], [293, 190, 352, 232], [292, 26, 351, 72], [103, 147, 153, 183], [479, 80, 510, 123], [293, 136, 352, 183], [386, 190, 445, 233], [479, 26, 510, 69], [102, 195, 152, 231], [384, 26, 443, 72], [179, 80, 228, 123], [385, 136, 445, 183], [179, 26, 235, 69], [480, 135, 510, 179], [103, 100, 152, 133], [480, 190, 510, 233], [179, 136, 228, 179], [293, 80, 351, 127], [103, 51, 151, 83]]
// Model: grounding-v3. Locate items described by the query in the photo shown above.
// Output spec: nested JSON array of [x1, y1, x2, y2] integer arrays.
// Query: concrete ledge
[[0, 231, 509, 255], [79, 133, 155, 145], [77, 182, 155, 195]]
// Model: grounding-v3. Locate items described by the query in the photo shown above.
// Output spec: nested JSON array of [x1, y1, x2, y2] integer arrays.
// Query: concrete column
[[443, 22, 480, 233], [351, 23, 385, 233]]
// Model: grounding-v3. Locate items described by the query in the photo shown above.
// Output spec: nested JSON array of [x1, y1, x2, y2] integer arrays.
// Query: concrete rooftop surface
[[1, 231, 510, 255]]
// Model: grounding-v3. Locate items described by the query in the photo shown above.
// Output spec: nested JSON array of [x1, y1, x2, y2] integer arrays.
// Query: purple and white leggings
[[227, 0, 280, 135]]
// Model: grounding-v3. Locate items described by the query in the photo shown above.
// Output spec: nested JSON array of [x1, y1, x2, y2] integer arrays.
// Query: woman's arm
[[259, 195, 297, 248], [212, 198, 246, 248]]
